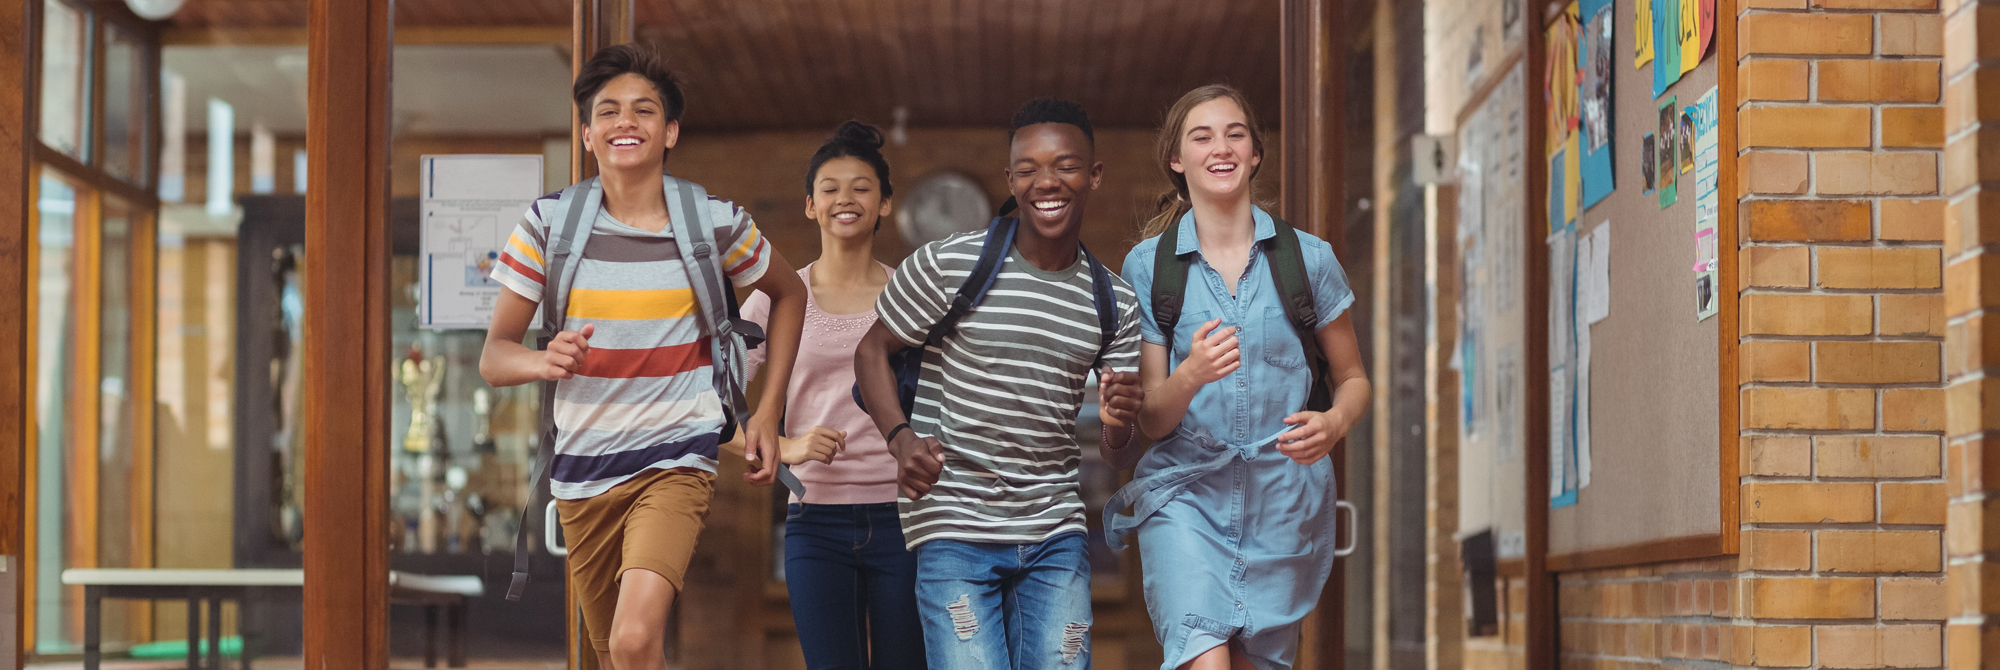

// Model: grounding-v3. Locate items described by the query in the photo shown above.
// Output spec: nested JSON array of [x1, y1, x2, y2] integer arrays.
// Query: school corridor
[[0, 0, 1987, 668]]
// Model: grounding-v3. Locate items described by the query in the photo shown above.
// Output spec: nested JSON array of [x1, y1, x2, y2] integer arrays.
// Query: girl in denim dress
[[1108, 85, 1373, 670]]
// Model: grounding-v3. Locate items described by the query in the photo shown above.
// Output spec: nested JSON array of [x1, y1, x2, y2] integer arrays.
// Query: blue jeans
[[784, 502, 926, 670], [914, 532, 1093, 670]]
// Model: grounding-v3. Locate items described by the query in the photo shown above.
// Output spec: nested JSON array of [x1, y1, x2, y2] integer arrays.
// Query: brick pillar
[[1740, 1, 1948, 668], [1945, 0, 2000, 667]]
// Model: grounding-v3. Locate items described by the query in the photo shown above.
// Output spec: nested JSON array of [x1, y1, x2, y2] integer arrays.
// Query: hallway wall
[[1423, 0, 1950, 668]]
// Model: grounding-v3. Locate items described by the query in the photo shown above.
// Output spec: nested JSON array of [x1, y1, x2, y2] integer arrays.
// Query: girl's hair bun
[[806, 120, 895, 200], [833, 120, 886, 151]]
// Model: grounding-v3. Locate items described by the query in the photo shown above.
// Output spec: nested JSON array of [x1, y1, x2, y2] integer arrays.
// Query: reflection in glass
[[152, 202, 237, 645], [103, 24, 148, 184], [35, 172, 79, 652], [38, 0, 91, 161], [98, 196, 139, 646]]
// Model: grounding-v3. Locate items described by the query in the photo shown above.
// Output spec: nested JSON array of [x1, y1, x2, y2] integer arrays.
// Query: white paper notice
[[1575, 304, 1592, 488], [1586, 224, 1610, 324], [1549, 366, 1568, 499], [419, 155, 545, 330]]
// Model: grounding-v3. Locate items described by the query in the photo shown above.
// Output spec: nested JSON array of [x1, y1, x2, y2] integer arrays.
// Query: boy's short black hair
[[573, 44, 686, 123], [1008, 97, 1094, 145]]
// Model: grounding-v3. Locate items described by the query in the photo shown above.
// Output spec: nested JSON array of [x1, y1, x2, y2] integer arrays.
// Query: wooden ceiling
[[166, 0, 1280, 132]]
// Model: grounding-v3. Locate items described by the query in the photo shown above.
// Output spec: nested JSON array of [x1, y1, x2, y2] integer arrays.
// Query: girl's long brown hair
[[1140, 84, 1269, 240]]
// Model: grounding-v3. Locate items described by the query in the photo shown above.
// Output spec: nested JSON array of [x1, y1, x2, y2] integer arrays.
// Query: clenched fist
[[541, 324, 595, 380], [891, 431, 945, 500]]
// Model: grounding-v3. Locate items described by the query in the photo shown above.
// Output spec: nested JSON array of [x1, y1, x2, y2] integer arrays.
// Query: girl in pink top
[[742, 121, 924, 669]]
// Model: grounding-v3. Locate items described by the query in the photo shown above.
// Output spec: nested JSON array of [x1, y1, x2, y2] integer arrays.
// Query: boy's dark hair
[[572, 44, 686, 124], [1008, 97, 1094, 145], [806, 120, 894, 200]]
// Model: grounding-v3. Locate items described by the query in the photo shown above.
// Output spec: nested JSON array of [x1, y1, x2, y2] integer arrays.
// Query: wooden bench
[[61, 568, 484, 670]]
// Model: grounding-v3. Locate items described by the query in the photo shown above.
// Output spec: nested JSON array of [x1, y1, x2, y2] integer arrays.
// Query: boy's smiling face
[[1006, 123, 1103, 242], [581, 73, 679, 172]]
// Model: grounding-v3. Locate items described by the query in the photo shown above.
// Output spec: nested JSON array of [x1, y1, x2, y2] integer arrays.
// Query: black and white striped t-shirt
[[876, 229, 1141, 549]]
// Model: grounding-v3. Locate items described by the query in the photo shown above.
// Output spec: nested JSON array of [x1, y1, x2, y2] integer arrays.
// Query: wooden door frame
[[300, 0, 393, 667], [5, 0, 36, 660], [1280, 0, 1349, 668]]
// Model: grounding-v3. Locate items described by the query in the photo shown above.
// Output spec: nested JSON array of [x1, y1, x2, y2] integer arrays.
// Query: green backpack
[[1150, 213, 1334, 412]]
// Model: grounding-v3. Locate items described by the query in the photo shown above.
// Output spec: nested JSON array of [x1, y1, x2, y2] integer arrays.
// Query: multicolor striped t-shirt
[[490, 191, 771, 500]]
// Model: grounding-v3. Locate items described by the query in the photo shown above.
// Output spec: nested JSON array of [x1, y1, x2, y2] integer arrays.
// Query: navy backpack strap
[[1083, 247, 1118, 368], [510, 178, 598, 602], [927, 216, 1017, 348], [1151, 215, 1192, 342]]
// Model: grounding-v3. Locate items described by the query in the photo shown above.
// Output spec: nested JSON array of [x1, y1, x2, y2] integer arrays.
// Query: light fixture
[[124, 0, 186, 21]]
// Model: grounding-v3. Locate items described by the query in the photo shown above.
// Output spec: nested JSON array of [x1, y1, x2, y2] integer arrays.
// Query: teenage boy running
[[855, 98, 1146, 670], [481, 45, 808, 670]]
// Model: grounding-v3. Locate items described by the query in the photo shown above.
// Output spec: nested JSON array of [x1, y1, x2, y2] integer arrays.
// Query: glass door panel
[[102, 23, 149, 185], [39, 0, 91, 162], [97, 195, 140, 645], [32, 169, 83, 653]]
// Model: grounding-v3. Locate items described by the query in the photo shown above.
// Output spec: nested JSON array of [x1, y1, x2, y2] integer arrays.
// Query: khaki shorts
[[556, 467, 715, 652]]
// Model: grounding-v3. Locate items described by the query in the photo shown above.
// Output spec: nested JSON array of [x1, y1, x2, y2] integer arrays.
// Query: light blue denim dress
[[1110, 207, 1354, 670]]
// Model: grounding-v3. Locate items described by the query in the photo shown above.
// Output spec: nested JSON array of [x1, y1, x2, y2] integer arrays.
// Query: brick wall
[[1558, 559, 1738, 667], [1467, 574, 1531, 670], [1942, 0, 2000, 666], [1735, 0, 1948, 668]]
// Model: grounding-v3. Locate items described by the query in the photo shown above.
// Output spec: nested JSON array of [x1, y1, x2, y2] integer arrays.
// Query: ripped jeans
[[914, 532, 1093, 669]]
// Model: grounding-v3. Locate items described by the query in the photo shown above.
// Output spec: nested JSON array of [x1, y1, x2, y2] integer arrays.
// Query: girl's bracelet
[[885, 422, 913, 443]]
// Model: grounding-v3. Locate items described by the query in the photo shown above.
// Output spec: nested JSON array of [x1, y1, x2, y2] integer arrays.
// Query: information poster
[[419, 154, 545, 330]]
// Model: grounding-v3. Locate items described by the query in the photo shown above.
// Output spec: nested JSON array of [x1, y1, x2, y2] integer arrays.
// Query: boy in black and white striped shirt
[[855, 98, 1145, 669]]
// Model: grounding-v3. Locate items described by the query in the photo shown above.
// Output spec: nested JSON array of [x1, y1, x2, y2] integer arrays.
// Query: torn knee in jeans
[[947, 594, 979, 640], [1060, 621, 1089, 663]]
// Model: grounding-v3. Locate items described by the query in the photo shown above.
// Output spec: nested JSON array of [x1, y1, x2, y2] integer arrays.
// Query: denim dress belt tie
[[1103, 428, 1288, 552]]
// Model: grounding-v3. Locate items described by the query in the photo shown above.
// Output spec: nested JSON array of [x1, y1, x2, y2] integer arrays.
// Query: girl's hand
[[1277, 410, 1346, 465], [781, 427, 847, 465], [1175, 319, 1240, 385]]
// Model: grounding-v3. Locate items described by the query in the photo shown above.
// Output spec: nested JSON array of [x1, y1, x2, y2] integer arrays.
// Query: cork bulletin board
[[1542, 0, 1734, 567]]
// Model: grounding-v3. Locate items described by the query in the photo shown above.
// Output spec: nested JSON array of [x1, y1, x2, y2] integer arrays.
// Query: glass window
[[38, 0, 91, 161], [102, 24, 149, 185], [97, 195, 141, 645], [33, 170, 80, 653]]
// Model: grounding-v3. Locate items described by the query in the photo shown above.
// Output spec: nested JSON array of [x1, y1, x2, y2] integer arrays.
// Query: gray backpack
[[505, 174, 776, 600]]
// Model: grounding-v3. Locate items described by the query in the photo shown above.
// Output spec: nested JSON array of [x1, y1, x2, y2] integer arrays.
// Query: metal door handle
[[1334, 500, 1358, 558], [545, 501, 568, 557]]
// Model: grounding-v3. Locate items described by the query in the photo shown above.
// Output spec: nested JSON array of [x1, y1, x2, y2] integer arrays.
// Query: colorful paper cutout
[[1652, 0, 1680, 98], [1635, 0, 1654, 68], [1579, 0, 1615, 210], [1657, 97, 1678, 207]]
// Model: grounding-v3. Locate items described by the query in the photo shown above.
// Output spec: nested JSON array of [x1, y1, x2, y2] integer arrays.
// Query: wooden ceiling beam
[[164, 25, 569, 47]]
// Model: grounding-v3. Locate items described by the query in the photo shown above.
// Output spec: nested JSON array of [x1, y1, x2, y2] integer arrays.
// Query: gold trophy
[[399, 344, 445, 453]]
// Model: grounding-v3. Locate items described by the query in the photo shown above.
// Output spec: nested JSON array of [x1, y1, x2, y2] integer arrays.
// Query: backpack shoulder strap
[[509, 177, 598, 602], [926, 216, 1017, 348], [1151, 214, 1193, 342], [1264, 214, 1334, 410], [540, 179, 601, 336], [1083, 246, 1118, 369]]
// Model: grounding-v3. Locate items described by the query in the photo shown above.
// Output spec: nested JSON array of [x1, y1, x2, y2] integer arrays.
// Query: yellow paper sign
[[1678, 0, 1700, 74], [1635, 0, 1654, 68]]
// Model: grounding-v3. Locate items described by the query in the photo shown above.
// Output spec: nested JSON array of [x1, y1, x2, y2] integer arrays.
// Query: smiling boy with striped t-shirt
[[480, 45, 808, 670], [854, 98, 1146, 670]]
